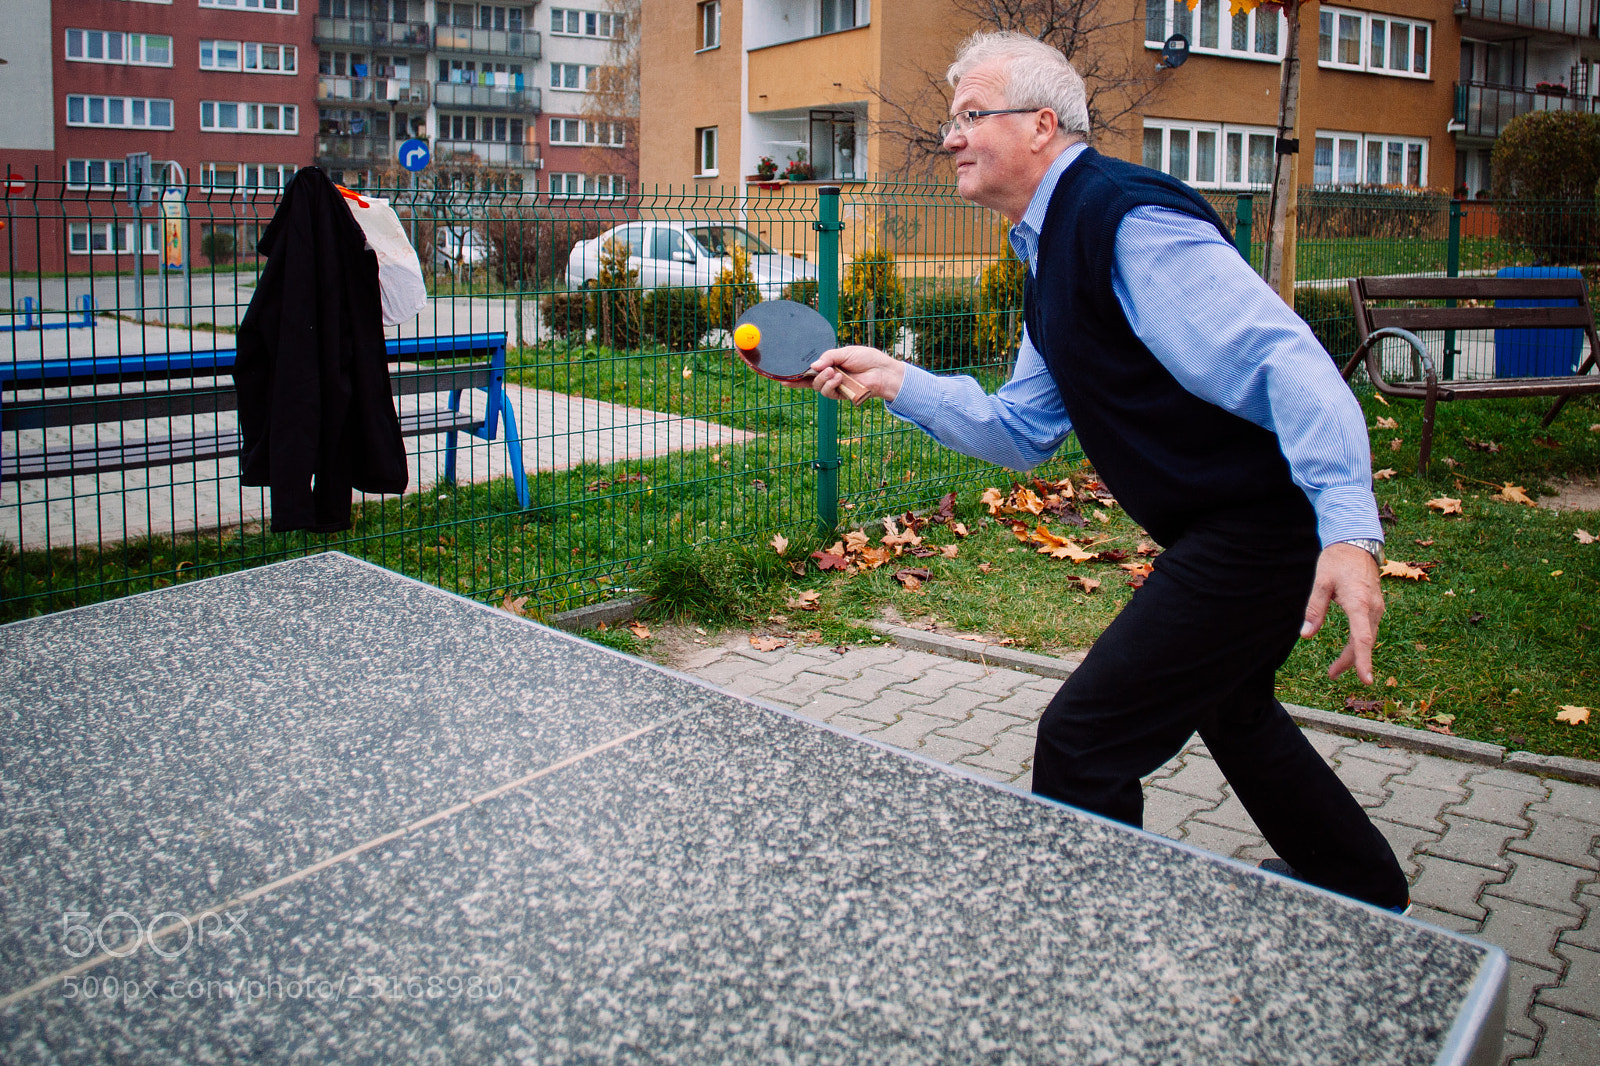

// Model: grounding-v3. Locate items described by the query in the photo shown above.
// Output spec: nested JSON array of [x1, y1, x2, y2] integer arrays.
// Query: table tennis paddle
[[733, 300, 865, 403]]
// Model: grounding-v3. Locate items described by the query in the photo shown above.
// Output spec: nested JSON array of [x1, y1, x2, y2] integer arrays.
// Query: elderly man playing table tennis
[[800, 31, 1409, 911]]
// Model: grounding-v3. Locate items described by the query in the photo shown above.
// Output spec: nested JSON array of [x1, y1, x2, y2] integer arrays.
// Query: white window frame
[[200, 101, 299, 133], [198, 0, 297, 10], [200, 40, 243, 70], [698, 1, 721, 50], [67, 221, 162, 256], [1314, 130, 1428, 187], [549, 8, 620, 38], [65, 159, 129, 190], [65, 95, 175, 130], [1318, 6, 1430, 79], [592, 174, 627, 198], [1143, 119, 1277, 189], [548, 172, 583, 197], [549, 63, 598, 91], [549, 118, 581, 144], [65, 30, 173, 67], [204, 41, 297, 73], [549, 119, 624, 147], [200, 162, 298, 192], [1145, 0, 1283, 62], [696, 126, 718, 177]]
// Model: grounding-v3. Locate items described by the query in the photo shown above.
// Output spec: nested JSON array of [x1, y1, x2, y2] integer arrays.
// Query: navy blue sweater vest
[[1023, 148, 1311, 545]]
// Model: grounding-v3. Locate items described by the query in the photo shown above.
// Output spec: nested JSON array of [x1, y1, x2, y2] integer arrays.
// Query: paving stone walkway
[[666, 633, 1600, 1065]]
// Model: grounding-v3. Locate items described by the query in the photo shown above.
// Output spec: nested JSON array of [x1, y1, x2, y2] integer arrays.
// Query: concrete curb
[[864, 621, 1080, 679], [1505, 751, 1600, 787], [867, 622, 1600, 786], [549, 595, 652, 633]]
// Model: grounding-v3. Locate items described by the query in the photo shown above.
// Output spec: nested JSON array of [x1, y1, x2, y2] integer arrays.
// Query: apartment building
[[311, 0, 636, 200], [0, 0, 316, 271], [640, 0, 1600, 202], [639, 0, 971, 191], [1455, 0, 1600, 195]]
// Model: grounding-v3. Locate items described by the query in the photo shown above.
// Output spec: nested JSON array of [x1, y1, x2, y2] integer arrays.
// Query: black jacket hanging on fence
[[234, 167, 408, 533]]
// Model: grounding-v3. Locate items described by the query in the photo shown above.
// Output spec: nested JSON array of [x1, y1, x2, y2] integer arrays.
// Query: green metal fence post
[[1234, 193, 1254, 269], [1444, 198, 1462, 379], [813, 185, 844, 535]]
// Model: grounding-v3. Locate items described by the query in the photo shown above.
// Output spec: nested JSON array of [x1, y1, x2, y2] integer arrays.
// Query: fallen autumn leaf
[[1426, 497, 1464, 515], [1375, 416, 1399, 429], [1576, 529, 1596, 544], [1489, 483, 1535, 507], [1555, 705, 1591, 725], [770, 532, 790, 556], [1373, 468, 1397, 480], [1381, 560, 1430, 581], [627, 622, 651, 639], [750, 635, 786, 652]]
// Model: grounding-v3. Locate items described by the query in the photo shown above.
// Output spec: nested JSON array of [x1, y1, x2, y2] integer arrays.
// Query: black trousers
[[1031, 509, 1409, 910]]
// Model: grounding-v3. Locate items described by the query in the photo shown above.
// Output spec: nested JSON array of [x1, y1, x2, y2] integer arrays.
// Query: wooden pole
[[1263, 1, 1302, 306]]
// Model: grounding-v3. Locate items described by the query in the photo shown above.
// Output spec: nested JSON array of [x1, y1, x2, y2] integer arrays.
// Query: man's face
[[944, 58, 1040, 216]]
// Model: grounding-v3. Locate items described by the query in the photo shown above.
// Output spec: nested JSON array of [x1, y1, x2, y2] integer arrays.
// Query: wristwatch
[[1341, 538, 1386, 568]]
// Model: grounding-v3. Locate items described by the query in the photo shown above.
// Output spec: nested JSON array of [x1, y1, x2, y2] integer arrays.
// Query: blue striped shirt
[[887, 142, 1381, 547]]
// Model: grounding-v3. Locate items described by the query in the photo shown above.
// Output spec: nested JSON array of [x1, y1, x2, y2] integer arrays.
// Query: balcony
[[434, 83, 539, 112], [316, 134, 388, 164], [434, 140, 535, 168], [318, 77, 430, 107], [313, 18, 432, 49], [433, 26, 541, 58], [1455, 0, 1595, 36], [1454, 80, 1599, 137]]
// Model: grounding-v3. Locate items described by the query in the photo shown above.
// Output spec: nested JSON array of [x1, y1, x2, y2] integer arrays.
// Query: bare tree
[[580, 0, 641, 188], [870, 0, 1169, 177]]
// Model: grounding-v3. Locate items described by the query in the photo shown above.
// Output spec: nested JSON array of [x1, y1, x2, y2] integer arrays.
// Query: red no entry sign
[[4, 174, 25, 195]]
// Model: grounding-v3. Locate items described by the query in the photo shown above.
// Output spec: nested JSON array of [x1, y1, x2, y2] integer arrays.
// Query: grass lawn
[[598, 390, 1599, 764]]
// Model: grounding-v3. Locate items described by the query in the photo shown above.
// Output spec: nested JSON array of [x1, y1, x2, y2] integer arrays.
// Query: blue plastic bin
[[1494, 266, 1584, 378]]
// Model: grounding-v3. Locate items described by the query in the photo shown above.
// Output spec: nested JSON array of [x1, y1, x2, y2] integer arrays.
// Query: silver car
[[564, 221, 816, 299]]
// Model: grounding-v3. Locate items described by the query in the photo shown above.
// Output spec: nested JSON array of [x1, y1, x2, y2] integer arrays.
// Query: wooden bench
[[0, 332, 529, 508], [1342, 276, 1600, 472]]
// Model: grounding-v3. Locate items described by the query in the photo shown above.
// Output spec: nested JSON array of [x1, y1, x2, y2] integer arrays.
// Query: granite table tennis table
[[0, 552, 1507, 1064]]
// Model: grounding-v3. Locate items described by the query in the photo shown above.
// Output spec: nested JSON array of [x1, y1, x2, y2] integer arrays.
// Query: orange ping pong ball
[[734, 323, 761, 351]]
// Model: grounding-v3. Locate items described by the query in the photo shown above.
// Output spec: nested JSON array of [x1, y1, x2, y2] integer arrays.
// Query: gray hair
[[946, 31, 1090, 138]]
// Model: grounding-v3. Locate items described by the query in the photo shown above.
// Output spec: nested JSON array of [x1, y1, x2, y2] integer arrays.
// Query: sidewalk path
[[663, 631, 1600, 1066], [0, 382, 750, 550]]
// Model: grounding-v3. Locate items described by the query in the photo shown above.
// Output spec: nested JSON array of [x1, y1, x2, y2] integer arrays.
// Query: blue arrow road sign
[[399, 139, 431, 172]]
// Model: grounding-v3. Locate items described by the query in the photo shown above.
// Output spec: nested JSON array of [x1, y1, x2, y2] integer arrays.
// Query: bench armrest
[[1343, 326, 1433, 392]]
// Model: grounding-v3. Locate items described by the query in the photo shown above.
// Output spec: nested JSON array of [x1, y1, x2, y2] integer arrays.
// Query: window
[[65, 159, 129, 190], [696, 126, 718, 176], [475, 4, 523, 31], [550, 8, 620, 37], [821, 0, 858, 33], [440, 114, 522, 141], [201, 162, 298, 191], [550, 119, 624, 146], [698, 1, 720, 49], [202, 41, 296, 72], [593, 174, 627, 198], [1145, 0, 1282, 61], [437, 58, 523, 86], [549, 63, 598, 90], [66, 95, 175, 129], [1314, 131, 1427, 186], [1318, 7, 1429, 77], [199, 0, 297, 10], [549, 172, 583, 196], [67, 221, 162, 256], [1143, 119, 1276, 187], [65, 30, 173, 66], [201, 101, 299, 133]]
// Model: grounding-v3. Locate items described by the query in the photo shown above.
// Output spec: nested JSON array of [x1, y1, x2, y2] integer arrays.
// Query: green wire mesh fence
[[1, 174, 1592, 621]]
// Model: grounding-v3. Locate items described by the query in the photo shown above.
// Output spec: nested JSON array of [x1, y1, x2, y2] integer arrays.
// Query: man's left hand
[[1300, 542, 1385, 684]]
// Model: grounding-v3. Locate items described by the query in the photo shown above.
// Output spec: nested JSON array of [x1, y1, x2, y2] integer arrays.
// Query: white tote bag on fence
[[343, 195, 429, 326]]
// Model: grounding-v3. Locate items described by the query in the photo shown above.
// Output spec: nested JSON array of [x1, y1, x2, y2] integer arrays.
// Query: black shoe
[[1257, 858, 1412, 915]]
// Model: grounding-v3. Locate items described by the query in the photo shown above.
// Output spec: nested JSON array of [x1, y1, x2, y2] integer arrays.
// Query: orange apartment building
[[639, 0, 1600, 201]]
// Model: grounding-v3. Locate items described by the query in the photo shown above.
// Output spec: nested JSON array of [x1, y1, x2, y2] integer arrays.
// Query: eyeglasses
[[938, 108, 1041, 141]]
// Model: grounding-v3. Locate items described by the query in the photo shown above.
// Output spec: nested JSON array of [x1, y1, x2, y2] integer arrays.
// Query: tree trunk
[[1262, 1, 1302, 306]]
